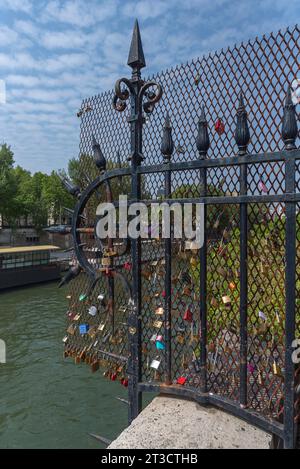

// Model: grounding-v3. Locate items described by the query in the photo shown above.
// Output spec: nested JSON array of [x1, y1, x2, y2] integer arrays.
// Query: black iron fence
[[62, 22, 300, 449]]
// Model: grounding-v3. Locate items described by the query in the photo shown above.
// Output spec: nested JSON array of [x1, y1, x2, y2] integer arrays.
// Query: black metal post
[[235, 92, 250, 408], [161, 113, 174, 385], [127, 20, 145, 423], [282, 86, 298, 449], [113, 20, 162, 423], [196, 106, 210, 393]]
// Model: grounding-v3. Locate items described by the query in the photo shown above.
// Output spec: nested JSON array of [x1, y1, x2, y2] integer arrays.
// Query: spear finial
[[127, 19, 146, 75], [235, 91, 250, 155], [92, 135, 107, 171], [161, 113, 174, 160], [196, 105, 210, 159]]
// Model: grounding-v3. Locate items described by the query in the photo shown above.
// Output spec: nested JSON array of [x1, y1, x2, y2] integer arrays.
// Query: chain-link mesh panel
[[64, 24, 300, 435], [76, 25, 300, 195]]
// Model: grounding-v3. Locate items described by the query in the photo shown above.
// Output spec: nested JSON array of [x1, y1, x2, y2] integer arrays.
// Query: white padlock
[[88, 305, 97, 317], [291, 79, 300, 105]]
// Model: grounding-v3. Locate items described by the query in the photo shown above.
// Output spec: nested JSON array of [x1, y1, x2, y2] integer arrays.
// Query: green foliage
[[68, 153, 152, 223], [68, 153, 150, 199], [172, 182, 239, 238], [0, 144, 18, 222], [187, 208, 297, 343], [0, 143, 75, 231], [68, 154, 132, 198], [1, 144, 153, 232], [172, 183, 272, 238], [43, 171, 75, 225]]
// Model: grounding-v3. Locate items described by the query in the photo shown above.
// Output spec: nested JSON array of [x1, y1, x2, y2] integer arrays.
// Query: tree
[[42, 171, 75, 225], [13, 166, 33, 223], [0, 143, 77, 232], [0, 144, 18, 224], [68, 153, 151, 224], [68, 154, 133, 198]]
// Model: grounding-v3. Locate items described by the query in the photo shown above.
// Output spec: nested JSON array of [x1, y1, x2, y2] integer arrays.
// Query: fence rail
[[64, 22, 300, 449]]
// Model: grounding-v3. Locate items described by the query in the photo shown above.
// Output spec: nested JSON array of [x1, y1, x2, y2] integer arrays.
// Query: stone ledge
[[109, 395, 272, 449]]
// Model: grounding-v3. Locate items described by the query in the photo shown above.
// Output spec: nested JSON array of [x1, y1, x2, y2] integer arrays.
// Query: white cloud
[[40, 28, 106, 51], [0, 0, 299, 174], [0, 25, 20, 47], [6, 74, 41, 88], [42, 0, 118, 27], [44, 53, 88, 73], [14, 20, 39, 38], [123, 0, 169, 20], [0, 79, 6, 104], [0, 51, 88, 73], [0, 0, 33, 13], [41, 30, 88, 49], [9, 86, 77, 103], [4, 99, 70, 116]]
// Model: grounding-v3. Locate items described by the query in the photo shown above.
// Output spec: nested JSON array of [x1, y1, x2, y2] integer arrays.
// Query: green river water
[[0, 282, 129, 449]]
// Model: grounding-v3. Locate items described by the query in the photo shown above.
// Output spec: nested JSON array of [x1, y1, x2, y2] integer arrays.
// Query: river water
[[0, 282, 129, 449]]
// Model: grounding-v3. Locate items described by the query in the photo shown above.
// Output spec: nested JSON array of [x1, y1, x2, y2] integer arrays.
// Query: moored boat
[[0, 245, 61, 290]]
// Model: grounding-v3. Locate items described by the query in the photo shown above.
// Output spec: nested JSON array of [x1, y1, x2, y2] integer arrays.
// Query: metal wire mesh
[[64, 24, 300, 435]]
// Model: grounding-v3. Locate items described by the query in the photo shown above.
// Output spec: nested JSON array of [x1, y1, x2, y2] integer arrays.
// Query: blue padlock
[[156, 340, 165, 351], [79, 324, 89, 335]]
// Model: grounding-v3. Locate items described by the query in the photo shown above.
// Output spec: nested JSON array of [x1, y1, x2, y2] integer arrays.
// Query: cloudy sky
[[0, 0, 299, 174]]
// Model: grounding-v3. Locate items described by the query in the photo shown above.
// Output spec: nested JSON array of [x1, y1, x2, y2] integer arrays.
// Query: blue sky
[[0, 0, 299, 174]]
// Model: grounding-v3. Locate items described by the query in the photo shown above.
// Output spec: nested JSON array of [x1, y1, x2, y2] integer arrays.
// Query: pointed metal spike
[[63, 246, 74, 253], [165, 112, 171, 128], [44, 224, 72, 235], [59, 174, 80, 198], [117, 150, 123, 182], [235, 92, 250, 155], [63, 207, 74, 216], [115, 397, 129, 405], [92, 134, 98, 147], [196, 105, 210, 158], [199, 105, 207, 123], [117, 150, 122, 167], [58, 264, 81, 288], [127, 19, 146, 70], [63, 243, 86, 253], [88, 433, 112, 447], [63, 207, 86, 220], [238, 91, 245, 109], [92, 138, 107, 171], [161, 113, 174, 160], [83, 172, 93, 185], [285, 85, 293, 106]]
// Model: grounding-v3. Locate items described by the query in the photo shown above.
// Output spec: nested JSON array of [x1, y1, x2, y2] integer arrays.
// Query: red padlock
[[183, 307, 193, 322], [177, 376, 187, 385], [215, 118, 225, 136], [162, 289, 173, 298]]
